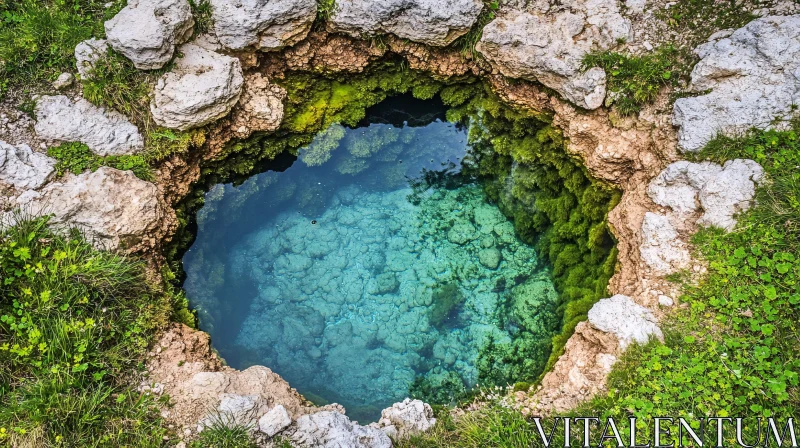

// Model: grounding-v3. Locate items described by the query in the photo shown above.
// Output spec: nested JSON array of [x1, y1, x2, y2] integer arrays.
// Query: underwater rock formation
[[0, 141, 56, 190], [674, 15, 800, 152], [151, 44, 244, 130], [6, 167, 170, 251], [34, 95, 145, 156], [105, 0, 194, 70], [327, 0, 484, 47], [208, 0, 317, 51], [225, 184, 551, 412], [477, 0, 632, 109]]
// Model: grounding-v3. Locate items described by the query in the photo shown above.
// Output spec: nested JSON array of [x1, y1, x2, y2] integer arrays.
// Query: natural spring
[[180, 76, 620, 423]]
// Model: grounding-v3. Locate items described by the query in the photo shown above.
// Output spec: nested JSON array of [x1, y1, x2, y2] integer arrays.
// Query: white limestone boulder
[[0, 141, 56, 190], [327, 0, 484, 47], [648, 159, 764, 231], [375, 398, 436, 440], [75, 38, 109, 80], [290, 411, 392, 448], [150, 43, 244, 130], [8, 167, 167, 251], [34, 95, 144, 156], [477, 0, 632, 110], [258, 405, 292, 437], [209, 0, 317, 51], [587, 294, 663, 349], [673, 15, 800, 152], [639, 212, 691, 275], [105, 0, 194, 70]]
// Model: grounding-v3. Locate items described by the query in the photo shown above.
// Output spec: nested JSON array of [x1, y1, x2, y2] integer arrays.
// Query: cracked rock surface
[[0, 141, 56, 190], [477, 0, 632, 109], [209, 0, 317, 51], [34, 95, 144, 156], [674, 15, 800, 152], [105, 0, 194, 70], [327, 0, 484, 46], [151, 43, 244, 130]]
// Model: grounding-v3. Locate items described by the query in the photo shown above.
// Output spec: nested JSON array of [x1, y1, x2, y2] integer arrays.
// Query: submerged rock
[[674, 15, 800, 152], [290, 411, 392, 448], [151, 43, 244, 130], [477, 0, 632, 110], [8, 167, 168, 251], [0, 141, 56, 190], [34, 95, 144, 156], [75, 38, 109, 79], [639, 212, 691, 275], [105, 0, 194, 70], [327, 0, 484, 46], [209, 0, 317, 51], [648, 159, 764, 231], [587, 294, 662, 349]]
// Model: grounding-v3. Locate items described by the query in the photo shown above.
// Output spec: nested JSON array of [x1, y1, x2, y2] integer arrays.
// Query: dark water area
[[182, 95, 557, 422]]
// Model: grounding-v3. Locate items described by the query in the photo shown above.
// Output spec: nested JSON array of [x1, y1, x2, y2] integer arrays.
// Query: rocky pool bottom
[[182, 100, 561, 422]]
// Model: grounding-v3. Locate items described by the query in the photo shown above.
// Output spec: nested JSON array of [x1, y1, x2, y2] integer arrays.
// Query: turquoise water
[[182, 96, 558, 422]]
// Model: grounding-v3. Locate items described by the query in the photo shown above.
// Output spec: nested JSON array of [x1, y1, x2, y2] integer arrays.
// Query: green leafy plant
[[47, 141, 153, 181], [188, 0, 213, 36], [0, 216, 172, 446]]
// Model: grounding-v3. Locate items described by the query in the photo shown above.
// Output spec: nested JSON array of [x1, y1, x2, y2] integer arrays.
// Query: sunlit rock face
[[182, 96, 560, 422]]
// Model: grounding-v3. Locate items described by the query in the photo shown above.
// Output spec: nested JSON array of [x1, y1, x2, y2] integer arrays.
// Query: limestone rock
[[328, 0, 484, 46], [9, 167, 167, 251], [105, 0, 194, 70], [673, 15, 800, 152], [199, 393, 266, 430], [290, 411, 392, 448], [75, 38, 109, 79], [0, 141, 56, 190], [258, 405, 292, 437], [151, 44, 244, 130], [648, 159, 764, 231], [230, 72, 286, 135], [52, 73, 75, 90], [34, 95, 144, 156], [587, 294, 662, 349], [376, 398, 436, 439], [209, 0, 317, 51], [478, 247, 501, 270], [639, 212, 691, 275], [477, 1, 632, 109]]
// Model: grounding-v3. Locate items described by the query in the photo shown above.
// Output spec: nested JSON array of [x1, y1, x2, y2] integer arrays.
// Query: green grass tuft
[[0, 216, 173, 446], [0, 0, 122, 96], [583, 46, 682, 115]]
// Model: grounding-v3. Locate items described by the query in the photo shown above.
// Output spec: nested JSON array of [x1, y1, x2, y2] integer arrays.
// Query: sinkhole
[[180, 82, 619, 423]]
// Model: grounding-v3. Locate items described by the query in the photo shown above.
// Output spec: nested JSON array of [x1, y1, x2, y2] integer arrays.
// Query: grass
[[188, 0, 213, 36], [450, 0, 499, 57], [48, 141, 154, 181], [0, 0, 122, 96], [190, 412, 258, 448], [582, 46, 682, 115], [0, 216, 177, 446]]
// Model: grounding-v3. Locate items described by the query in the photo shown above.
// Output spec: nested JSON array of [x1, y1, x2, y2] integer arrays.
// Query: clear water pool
[[182, 95, 559, 422]]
